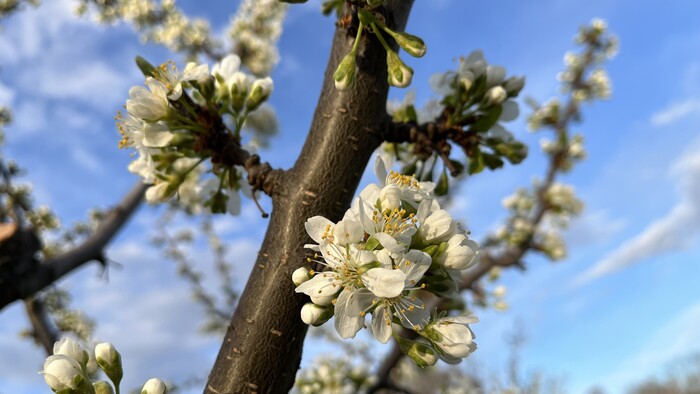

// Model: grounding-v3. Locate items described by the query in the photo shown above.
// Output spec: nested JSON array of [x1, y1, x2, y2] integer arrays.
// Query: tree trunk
[[204, 2, 414, 393]]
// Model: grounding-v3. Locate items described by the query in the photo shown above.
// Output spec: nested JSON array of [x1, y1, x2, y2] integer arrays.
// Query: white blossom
[[142, 378, 167, 394], [53, 337, 88, 365], [41, 355, 84, 392], [425, 315, 478, 360]]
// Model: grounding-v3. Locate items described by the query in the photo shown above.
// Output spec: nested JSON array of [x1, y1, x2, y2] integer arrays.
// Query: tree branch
[[0, 181, 147, 310], [24, 296, 57, 355], [204, 2, 415, 393]]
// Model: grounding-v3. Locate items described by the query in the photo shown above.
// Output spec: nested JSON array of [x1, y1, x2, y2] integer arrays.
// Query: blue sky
[[1, 0, 700, 393]]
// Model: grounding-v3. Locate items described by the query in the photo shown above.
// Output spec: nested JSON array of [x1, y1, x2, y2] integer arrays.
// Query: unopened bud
[[485, 86, 507, 106], [230, 72, 249, 112], [300, 302, 333, 326], [94, 381, 115, 394], [95, 342, 123, 388], [334, 52, 356, 91], [141, 378, 167, 394], [246, 77, 273, 111], [292, 267, 311, 286], [503, 76, 525, 96], [386, 51, 413, 88], [392, 31, 427, 58]]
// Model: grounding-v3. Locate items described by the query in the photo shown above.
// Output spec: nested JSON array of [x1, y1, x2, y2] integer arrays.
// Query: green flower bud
[[94, 381, 115, 394], [245, 77, 273, 111], [390, 31, 427, 58], [386, 51, 413, 88], [95, 343, 123, 389], [334, 52, 357, 91]]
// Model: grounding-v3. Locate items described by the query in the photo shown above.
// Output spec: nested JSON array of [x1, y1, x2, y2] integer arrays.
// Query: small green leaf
[[468, 149, 485, 175], [471, 106, 503, 133], [435, 167, 448, 196], [135, 56, 157, 78]]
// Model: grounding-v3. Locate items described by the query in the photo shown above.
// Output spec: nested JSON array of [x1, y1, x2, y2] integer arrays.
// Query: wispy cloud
[[650, 98, 700, 126], [572, 137, 700, 286]]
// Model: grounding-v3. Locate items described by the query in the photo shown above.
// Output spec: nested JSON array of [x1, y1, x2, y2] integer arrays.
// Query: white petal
[[372, 232, 407, 253], [371, 305, 393, 343], [357, 198, 378, 235], [362, 268, 406, 298], [400, 250, 432, 284], [499, 100, 520, 122], [334, 289, 367, 339], [294, 272, 339, 298], [305, 216, 334, 244], [374, 155, 389, 186], [399, 298, 430, 330], [142, 123, 173, 147]]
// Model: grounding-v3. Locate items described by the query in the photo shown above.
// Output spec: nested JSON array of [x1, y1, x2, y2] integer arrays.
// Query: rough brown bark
[[204, 2, 414, 393]]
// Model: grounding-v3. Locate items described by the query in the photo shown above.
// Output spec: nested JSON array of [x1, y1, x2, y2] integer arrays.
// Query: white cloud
[[572, 136, 700, 286], [565, 209, 627, 248], [71, 146, 104, 174], [12, 99, 48, 133], [650, 98, 700, 126], [0, 82, 15, 105]]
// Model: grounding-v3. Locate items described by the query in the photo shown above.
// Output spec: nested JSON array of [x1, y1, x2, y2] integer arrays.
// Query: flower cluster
[[40, 337, 167, 394], [75, 0, 217, 60], [293, 157, 480, 366], [557, 18, 618, 102], [492, 180, 581, 261], [430, 50, 525, 144], [540, 133, 586, 172], [333, 5, 427, 90], [228, 0, 286, 76], [117, 54, 274, 215]]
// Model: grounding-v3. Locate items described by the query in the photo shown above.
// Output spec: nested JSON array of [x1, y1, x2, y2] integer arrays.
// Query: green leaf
[[471, 106, 503, 132], [468, 149, 485, 175], [482, 152, 504, 170], [135, 56, 157, 78], [448, 159, 465, 176], [435, 167, 448, 196]]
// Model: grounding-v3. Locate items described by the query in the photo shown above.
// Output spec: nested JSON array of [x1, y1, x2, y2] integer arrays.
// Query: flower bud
[[334, 52, 356, 91], [41, 355, 85, 392], [53, 337, 88, 366], [229, 72, 249, 112], [493, 284, 507, 298], [435, 234, 479, 270], [460, 72, 474, 92], [504, 76, 525, 96], [392, 31, 427, 58], [95, 342, 123, 388], [145, 181, 176, 203], [245, 77, 273, 111], [300, 302, 333, 326], [94, 380, 115, 394], [485, 86, 507, 106], [141, 378, 167, 394], [292, 267, 312, 286], [422, 315, 478, 359], [386, 51, 414, 88]]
